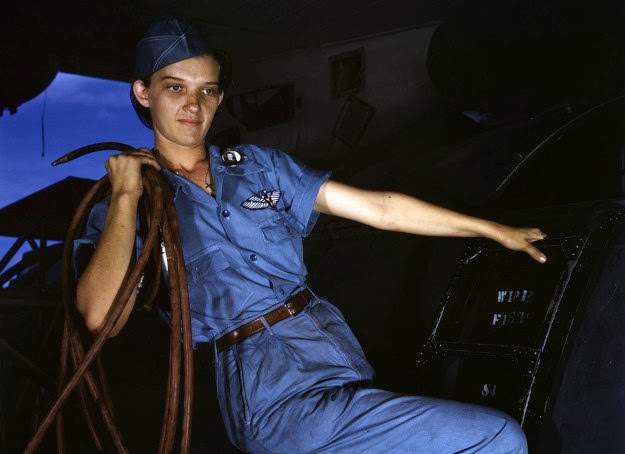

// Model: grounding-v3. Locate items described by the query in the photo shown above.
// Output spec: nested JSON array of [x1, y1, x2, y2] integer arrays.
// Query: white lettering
[[496, 289, 534, 304], [491, 311, 531, 327]]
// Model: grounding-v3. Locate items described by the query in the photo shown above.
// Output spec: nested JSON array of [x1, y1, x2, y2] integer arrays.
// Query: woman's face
[[133, 54, 223, 150]]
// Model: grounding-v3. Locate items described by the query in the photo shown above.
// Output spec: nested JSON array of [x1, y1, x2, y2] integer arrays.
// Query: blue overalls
[[81, 144, 527, 453]]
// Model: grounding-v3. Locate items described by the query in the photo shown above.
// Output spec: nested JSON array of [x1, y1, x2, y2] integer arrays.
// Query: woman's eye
[[202, 87, 219, 97], [168, 85, 182, 92]]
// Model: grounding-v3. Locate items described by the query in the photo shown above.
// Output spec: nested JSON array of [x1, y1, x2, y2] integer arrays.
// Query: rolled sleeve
[[266, 147, 331, 237]]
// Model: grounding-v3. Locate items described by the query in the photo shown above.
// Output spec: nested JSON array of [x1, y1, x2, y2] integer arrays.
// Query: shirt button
[[250, 254, 258, 262], [222, 209, 230, 218]]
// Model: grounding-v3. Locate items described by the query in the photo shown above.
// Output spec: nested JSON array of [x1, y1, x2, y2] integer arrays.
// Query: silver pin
[[221, 148, 245, 166]]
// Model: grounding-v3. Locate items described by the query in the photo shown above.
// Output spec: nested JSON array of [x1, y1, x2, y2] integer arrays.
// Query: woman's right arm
[[76, 149, 159, 336]]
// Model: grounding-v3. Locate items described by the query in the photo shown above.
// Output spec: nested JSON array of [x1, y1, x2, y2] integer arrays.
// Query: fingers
[[526, 228, 547, 243], [525, 243, 547, 263], [521, 228, 547, 263], [499, 225, 548, 264], [105, 149, 160, 197], [106, 150, 160, 174], [124, 148, 161, 170]]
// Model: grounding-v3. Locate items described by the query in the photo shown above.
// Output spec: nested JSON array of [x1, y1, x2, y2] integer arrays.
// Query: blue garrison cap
[[132, 18, 211, 128], [135, 18, 209, 79]]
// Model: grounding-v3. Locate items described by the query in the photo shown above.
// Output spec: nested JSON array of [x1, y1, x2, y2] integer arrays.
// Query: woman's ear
[[132, 80, 150, 108]]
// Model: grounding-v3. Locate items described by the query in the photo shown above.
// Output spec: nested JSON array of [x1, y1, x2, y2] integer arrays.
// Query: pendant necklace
[[174, 161, 215, 195]]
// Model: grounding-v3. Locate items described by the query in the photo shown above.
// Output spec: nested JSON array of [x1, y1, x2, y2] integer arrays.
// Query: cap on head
[[131, 18, 211, 128], [135, 18, 210, 79]]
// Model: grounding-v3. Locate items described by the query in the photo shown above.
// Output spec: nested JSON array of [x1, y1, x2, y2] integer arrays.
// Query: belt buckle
[[284, 300, 297, 316]]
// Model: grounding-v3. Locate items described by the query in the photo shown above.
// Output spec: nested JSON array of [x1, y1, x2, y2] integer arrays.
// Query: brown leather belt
[[215, 288, 313, 352]]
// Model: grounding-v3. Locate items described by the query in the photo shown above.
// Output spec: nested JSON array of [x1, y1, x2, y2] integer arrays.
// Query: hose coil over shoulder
[[26, 142, 194, 454]]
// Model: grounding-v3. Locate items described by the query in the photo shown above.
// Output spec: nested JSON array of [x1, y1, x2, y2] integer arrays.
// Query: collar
[[158, 144, 270, 201]]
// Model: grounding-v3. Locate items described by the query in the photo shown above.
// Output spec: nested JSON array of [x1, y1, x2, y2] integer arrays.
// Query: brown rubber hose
[[25, 143, 194, 453]]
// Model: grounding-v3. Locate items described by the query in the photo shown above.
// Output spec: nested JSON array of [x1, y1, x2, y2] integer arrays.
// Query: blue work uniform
[[79, 144, 527, 453]]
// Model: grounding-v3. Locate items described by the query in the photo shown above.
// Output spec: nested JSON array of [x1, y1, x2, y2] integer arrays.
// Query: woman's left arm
[[313, 180, 547, 263]]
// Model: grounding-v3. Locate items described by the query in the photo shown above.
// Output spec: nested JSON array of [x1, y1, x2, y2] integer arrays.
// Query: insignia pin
[[221, 148, 244, 166]]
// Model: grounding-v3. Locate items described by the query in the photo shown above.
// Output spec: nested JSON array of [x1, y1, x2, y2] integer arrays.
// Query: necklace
[[174, 161, 215, 195], [151, 148, 215, 195]]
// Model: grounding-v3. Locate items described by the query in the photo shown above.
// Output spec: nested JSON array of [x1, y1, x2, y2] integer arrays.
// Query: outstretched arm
[[313, 180, 547, 263]]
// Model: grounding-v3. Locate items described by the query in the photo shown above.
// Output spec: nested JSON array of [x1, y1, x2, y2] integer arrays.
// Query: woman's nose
[[184, 93, 200, 111]]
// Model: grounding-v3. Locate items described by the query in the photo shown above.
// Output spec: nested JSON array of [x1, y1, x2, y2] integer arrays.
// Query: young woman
[[77, 18, 546, 453]]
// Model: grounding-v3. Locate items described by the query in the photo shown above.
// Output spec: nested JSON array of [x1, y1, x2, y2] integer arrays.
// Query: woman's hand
[[105, 148, 160, 199], [493, 225, 547, 263]]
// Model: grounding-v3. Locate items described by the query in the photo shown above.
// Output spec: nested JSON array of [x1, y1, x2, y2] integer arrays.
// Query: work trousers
[[214, 296, 527, 453]]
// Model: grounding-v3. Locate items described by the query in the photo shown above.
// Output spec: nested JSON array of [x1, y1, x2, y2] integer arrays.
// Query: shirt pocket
[[259, 213, 304, 273], [260, 221, 292, 242], [185, 245, 255, 321]]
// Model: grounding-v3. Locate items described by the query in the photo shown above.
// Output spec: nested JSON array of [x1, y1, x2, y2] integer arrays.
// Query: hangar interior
[[1, 1, 624, 452]]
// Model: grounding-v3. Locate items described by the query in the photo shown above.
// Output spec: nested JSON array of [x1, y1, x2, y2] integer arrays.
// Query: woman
[[77, 18, 546, 453]]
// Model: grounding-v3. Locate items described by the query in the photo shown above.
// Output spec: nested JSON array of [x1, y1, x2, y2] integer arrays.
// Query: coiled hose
[[25, 143, 194, 453]]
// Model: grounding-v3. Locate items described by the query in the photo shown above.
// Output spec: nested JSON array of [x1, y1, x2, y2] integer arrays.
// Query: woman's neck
[[152, 143, 208, 173]]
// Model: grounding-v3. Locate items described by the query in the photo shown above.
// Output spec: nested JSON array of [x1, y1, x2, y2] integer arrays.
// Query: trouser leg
[[311, 388, 528, 454], [240, 385, 527, 454]]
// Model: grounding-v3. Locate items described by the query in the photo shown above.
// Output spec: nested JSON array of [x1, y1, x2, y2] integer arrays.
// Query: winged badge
[[241, 189, 282, 210]]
